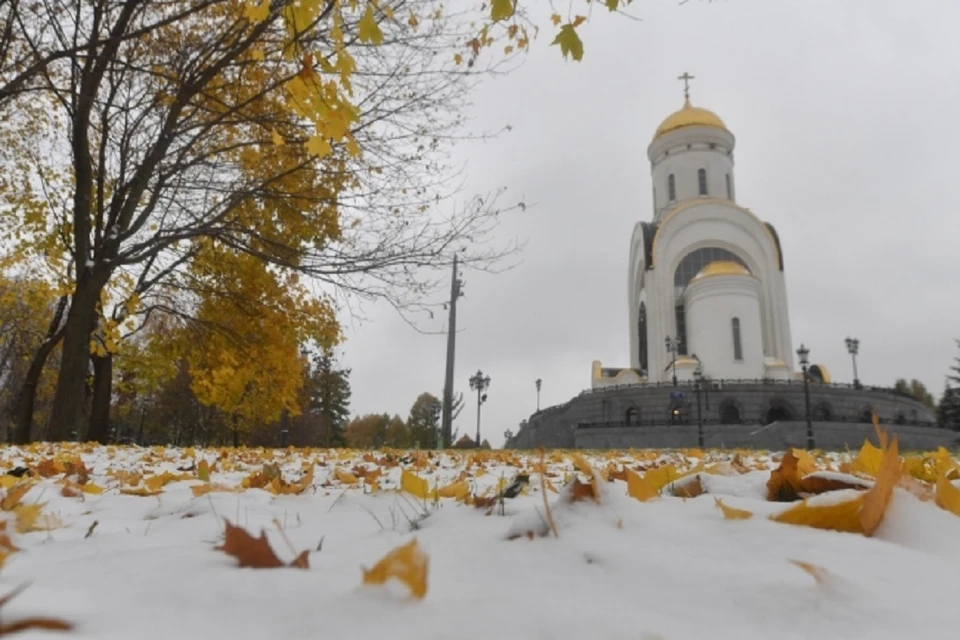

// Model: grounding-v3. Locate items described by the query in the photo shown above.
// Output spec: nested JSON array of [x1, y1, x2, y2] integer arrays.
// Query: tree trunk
[[47, 281, 103, 441], [13, 295, 68, 445], [13, 332, 64, 444], [87, 351, 112, 444]]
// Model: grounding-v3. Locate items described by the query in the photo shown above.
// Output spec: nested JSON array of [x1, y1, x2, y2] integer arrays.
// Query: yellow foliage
[[198, 459, 211, 483], [935, 474, 960, 517], [437, 481, 470, 500], [335, 469, 360, 485], [401, 469, 430, 500], [770, 495, 864, 534], [858, 433, 900, 536], [850, 439, 884, 477], [714, 498, 753, 520], [625, 469, 658, 502], [362, 538, 429, 599], [644, 464, 679, 491]]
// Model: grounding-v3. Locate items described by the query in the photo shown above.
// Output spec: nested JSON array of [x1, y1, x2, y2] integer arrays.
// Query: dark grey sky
[[340, 0, 960, 446]]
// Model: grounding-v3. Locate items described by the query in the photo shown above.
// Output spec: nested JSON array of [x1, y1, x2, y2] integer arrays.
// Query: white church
[[593, 78, 801, 389]]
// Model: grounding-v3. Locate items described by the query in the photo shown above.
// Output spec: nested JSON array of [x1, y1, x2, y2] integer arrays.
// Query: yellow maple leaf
[[244, 0, 270, 23], [715, 498, 753, 520], [490, 0, 514, 21], [850, 439, 884, 477], [306, 134, 332, 158], [643, 464, 678, 491], [770, 495, 864, 534], [120, 486, 162, 497], [625, 469, 658, 502], [81, 483, 105, 495], [336, 469, 359, 485], [401, 469, 430, 499], [2, 482, 34, 511], [0, 476, 20, 489], [859, 433, 900, 536], [935, 473, 960, 517], [362, 538, 429, 599], [357, 4, 385, 45], [198, 459, 211, 483], [551, 24, 584, 61], [437, 481, 470, 500], [550, 13, 562, 26], [191, 483, 242, 497], [13, 504, 42, 533]]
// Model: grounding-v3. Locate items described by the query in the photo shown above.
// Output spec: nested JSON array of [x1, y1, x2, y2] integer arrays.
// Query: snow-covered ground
[[1, 443, 960, 640]]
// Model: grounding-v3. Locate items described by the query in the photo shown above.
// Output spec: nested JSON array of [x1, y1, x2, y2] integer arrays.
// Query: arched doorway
[[625, 406, 640, 425], [719, 402, 741, 425], [859, 407, 874, 423], [764, 403, 792, 425], [669, 404, 687, 425]]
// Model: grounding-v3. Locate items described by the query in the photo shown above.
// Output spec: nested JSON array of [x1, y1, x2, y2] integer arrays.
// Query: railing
[[586, 377, 902, 394], [575, 416, 939, 430]]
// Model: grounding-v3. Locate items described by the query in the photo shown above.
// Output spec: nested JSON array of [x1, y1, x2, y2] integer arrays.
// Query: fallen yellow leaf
[[362, 539, 428, 599], [859, 433, 900, 536], [626, 469, 658, 502], [770, 495, 864, 534], [400, 469, 430, 500], [935, 473, 960, 517], [715, 498, 752, 520]]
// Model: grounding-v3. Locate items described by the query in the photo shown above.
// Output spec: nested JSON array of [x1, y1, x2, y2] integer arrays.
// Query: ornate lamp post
[[845, 336, 860, 389], [693, 365, 704, 448], [665, 336, 681, 386], [535, 378, 542, 413], [469, 370, 490, 448], [797, 344, 815, 450]]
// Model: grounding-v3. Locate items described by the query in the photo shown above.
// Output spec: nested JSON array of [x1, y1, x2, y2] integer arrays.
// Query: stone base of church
[[506, 381, 947, 451]]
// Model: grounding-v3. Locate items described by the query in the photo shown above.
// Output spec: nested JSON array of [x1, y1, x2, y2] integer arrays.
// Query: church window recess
[[675, 303, 688, 356], [732, 317, 743, 361], [698, 168, 708, 196], [674, 247, 748, 294], [668, 174, 676, 201], [638, 302, 648, 372], [726, 174, 732, 200]]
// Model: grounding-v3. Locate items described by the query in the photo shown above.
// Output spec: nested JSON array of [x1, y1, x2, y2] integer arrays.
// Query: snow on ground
[[1, 444, 960, 640]]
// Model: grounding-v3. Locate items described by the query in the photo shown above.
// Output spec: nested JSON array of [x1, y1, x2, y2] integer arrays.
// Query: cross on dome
[[677, 72, 695, 100]]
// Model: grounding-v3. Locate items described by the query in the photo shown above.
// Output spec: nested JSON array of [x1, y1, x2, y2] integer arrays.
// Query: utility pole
[[440, 255, 463, 449]]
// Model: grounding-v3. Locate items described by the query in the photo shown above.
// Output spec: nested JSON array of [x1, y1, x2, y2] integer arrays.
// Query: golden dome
[[654, 97, 728, 139], [693, 260, 750, 280]]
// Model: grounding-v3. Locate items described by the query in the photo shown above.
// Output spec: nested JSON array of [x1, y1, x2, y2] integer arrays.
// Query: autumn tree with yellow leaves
[[1, 0, 640, 443]]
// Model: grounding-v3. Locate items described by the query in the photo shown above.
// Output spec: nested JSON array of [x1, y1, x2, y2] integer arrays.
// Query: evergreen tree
[[407, 392, 442, 449], [940, 340, 960, 430], [308, 349, 351, 446]]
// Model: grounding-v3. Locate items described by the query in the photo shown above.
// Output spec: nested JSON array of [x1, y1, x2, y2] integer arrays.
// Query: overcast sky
[[338, 0, 960, 447]]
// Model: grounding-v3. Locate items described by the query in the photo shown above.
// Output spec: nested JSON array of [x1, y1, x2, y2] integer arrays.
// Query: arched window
[[638, 302, 648, 372], [697, 168, 707, 196], [625, 407, 640, 425], [719, 402, 741, 425], [731, 317, 742, 361], [725, 173, 732, 200], [668, 174, 676, 202]]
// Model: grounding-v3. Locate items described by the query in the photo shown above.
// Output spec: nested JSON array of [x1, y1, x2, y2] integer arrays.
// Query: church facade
[[595, 92, 798, 388]]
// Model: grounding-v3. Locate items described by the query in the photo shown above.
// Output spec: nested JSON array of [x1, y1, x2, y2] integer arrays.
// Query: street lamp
[[845, 337, 860, 389], [535, 378, 542, 413], [665, 336, 681, 386], [693, 365, 704, 448], [469, 369, 491, 448], [797, 344, 815, 450]]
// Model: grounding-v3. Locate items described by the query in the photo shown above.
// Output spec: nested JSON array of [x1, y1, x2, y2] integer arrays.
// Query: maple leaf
[[625, 469, 658, 502], [770, 495, 864, 534], [191, 483, 242, 497], [197, 459, 211, 482], [244, 0, 270, 23], [335, 469, 359, 485], [216, 520, 309, 569], [401, 469, 430, 499], [551, 24, 584, 62], [1, 482, 34, 511], [715, 498, 753, 520], [358, 4, 385, 45], [437, 481, 470, 500], [362, 538, 429, 599], [643, 464, 679, 491], [858, 433, 901, 536], [766, 450, 804, 502], [490, 0, 514, 21], [935, 472, 960, 517], [306, 134, 332, 158]]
